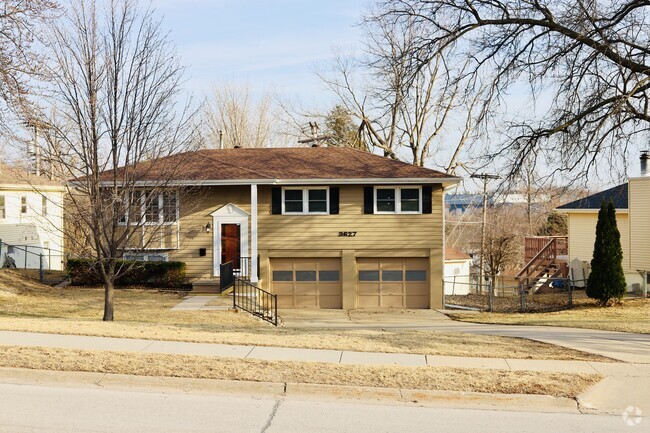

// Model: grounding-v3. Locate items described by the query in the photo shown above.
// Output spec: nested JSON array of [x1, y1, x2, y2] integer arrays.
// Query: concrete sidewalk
[[0, 330, 647, 377]]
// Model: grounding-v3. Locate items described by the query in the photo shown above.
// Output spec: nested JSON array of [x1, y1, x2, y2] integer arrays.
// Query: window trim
[[281, 187, 330, 215], [0, 195, 5, 219], [373, 186, 422, 214], [20, 195, 27, 214], [42, 195, 48, 216]]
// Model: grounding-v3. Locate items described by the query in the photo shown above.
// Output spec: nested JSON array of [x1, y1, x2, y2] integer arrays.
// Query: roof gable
[[557, 183, 628, 210]]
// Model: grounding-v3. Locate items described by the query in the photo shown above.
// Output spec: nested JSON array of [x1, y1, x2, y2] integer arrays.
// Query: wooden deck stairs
[[516, 236, 568, 293]]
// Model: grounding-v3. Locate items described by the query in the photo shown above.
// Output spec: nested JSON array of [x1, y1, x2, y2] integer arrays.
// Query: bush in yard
[[68, 258, 186, 287], [587, 199, 626, 305]]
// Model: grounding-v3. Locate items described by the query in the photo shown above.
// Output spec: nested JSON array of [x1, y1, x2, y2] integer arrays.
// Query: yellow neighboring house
[[104, 147, 460, 310], [557, 153, 650, 291]]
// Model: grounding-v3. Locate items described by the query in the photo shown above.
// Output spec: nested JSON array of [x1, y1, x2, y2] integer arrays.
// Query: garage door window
[[382, 270, 403, 281], [406, 270, 427, 281], [359, 270, 380, 281], [296, 270, 317, 281], [319, 270, 340, 281], [273, 271, 294, 281]]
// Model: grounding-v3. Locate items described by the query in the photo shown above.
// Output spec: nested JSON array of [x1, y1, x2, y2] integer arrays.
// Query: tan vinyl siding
[[169, 186, 251, 279], [257, 186, 442, 250], [567, 212, 631, 272], [629, 178, 650, 270], [170, 184, 446, 309]]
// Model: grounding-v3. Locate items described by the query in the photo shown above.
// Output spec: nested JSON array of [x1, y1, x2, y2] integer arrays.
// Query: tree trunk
[[103, 280, 114, 321]]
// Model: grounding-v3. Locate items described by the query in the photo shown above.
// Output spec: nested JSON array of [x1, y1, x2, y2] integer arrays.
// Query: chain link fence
[[444, 274, 580, 313], [0, 239, 66, 283]]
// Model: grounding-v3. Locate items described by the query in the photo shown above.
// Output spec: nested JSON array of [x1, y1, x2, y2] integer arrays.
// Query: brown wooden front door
[[221, 223, 241, 269]]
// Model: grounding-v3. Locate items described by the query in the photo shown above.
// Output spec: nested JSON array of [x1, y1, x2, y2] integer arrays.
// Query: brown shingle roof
[[0, 162, 63, 188], [99, 147, 458, 184], [445, 246, 471, 261]]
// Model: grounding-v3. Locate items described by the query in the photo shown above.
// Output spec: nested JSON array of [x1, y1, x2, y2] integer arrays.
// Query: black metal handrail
[[232, 276, 278, 326]]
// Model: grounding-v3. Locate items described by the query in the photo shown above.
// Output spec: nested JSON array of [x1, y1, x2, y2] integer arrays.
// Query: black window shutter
[[422, 185, 433, 214], [363, 186, 374, 214], [271, 187, 282, 214], [329, 187, 339, 214]]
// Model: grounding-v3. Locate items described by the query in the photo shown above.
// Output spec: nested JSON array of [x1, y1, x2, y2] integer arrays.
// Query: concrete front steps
[[191, 279, 222, 294]]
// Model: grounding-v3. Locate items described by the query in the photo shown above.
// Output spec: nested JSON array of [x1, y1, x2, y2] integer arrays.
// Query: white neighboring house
[[0, 162, 65, 270], [444, 246, 472, 295]]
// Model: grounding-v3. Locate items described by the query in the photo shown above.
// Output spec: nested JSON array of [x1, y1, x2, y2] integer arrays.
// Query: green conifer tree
[[587, 199, 627, 304]]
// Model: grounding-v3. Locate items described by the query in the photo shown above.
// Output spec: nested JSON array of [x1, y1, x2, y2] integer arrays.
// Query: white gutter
[[0, 184, 65, 192], [90, 177, 462, 188]]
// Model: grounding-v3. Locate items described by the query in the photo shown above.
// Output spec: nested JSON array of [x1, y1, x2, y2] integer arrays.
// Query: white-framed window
[[282, 187, 329, 215], [42, 195, 48, 216], [20, 195, 27, 214], [119, 189, 179, 225], [0, 195, 5, 219], [374, 186, 422, 214]]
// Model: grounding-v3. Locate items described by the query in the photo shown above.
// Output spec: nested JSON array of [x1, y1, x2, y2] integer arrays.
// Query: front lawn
[[0, 269, 612, 361], [448, 297, 650, 334], [0, 345, 602, 398]]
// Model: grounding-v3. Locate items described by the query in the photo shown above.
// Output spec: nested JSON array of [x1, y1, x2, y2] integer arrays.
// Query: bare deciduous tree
[[202, 82, 277, 148], [377, 0, 650, 178], [320, 12, 483, 167], [0, 0, 58, 121], [33, 0, 199, 321]]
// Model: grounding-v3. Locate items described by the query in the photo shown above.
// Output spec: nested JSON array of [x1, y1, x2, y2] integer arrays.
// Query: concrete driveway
[[279, 309, 650, 364]]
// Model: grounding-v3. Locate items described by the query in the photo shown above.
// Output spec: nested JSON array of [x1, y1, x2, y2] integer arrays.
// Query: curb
[[0, 367, 579, 413]]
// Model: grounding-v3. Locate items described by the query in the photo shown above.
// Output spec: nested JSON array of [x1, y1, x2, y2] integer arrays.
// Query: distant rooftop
[[556, 184, 628, 210], [0, 162, 63, 188]]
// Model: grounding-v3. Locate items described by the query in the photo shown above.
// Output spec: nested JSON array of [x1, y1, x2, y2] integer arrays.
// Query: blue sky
[[153, 0, 367, 104]]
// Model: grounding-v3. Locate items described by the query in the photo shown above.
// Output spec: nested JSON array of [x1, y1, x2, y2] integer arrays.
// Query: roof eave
[[556, 207, 629, 213], [91, 177, 462, 187]]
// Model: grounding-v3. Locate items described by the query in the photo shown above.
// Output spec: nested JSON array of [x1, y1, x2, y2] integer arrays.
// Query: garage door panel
[[358, 283, 379, 295], [319, 283, 341, 295], [379, 283, 404, 295], [357, 296, 380, 308], [381, 295, 405, 308], [405, 284, 429, 295], [319, 295, 342, 309], [406, 296, 429, 309]]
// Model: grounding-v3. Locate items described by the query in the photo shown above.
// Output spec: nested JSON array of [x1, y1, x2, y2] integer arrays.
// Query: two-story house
[[101, 146, 460, 309], [0, 162, 65, 270]]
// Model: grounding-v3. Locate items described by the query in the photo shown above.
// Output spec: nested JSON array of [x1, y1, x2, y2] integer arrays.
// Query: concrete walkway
[[0, 330, 646, 377], [169, 296, 229, 311], [279, 309, 650, 364]]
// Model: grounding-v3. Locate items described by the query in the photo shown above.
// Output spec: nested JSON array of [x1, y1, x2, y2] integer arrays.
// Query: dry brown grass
[[0, 345, 601, 398], [0, 269, 611, 361], [450, 298, 650, 334]]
